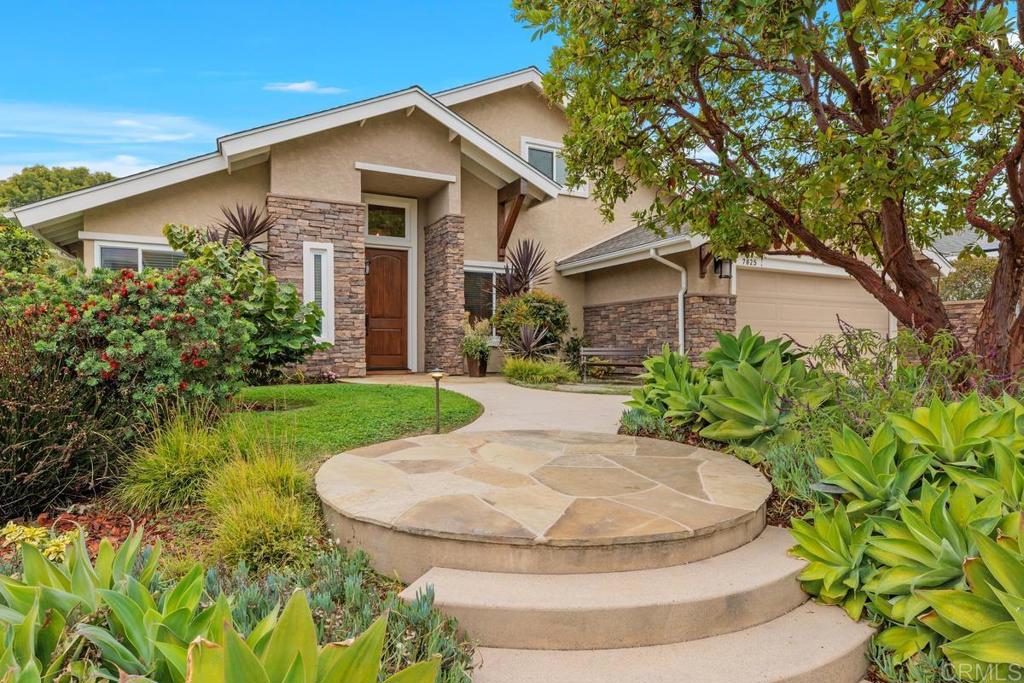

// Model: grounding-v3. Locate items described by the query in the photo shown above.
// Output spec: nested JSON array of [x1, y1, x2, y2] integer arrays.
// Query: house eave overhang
[[556, 235, 699, 276], [14, 82, 561, 244], [434, 66, 549, 107]]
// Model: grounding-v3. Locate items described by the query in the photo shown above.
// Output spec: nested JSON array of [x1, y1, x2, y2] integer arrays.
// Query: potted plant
[[461, 314, 492, 377]]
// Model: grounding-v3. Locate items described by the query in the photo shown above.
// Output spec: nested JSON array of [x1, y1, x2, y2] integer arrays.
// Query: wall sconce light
[[713, 257, 733, 279], [430, 368, 444, 433]]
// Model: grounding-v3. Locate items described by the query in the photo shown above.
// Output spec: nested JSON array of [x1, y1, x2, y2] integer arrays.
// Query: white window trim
[[94, 240, 181, 271], [303, 241, 335, 344], [520, 136, 589, 198], [362, 194, 419, 370]]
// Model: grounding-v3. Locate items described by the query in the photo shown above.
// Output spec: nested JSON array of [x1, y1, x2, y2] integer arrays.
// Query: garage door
[[735, 268, 890, 347]]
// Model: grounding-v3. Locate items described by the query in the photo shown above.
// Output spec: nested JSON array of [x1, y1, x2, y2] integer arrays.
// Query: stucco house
[[10, 67, 891, 376]]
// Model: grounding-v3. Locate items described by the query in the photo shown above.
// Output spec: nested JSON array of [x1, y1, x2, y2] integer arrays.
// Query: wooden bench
[[580, 347, 648, 382]]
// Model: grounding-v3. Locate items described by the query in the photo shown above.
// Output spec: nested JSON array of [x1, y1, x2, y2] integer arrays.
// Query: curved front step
[[318, 431, 771, 581], [402, 527, 806, 649], [472, 602, 874, 683]]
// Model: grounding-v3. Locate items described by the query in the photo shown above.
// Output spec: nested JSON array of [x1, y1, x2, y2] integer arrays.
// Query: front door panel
[[365, 248, 408, 370]]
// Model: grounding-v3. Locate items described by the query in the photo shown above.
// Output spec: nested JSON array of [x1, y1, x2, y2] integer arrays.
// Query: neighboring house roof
[[13, 69, 562, 243], [556, 226, 697, 275], [932, 229, 999, 258]]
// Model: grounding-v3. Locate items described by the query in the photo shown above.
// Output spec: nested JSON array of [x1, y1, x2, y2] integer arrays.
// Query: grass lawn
[[232, 382, 482, 463]]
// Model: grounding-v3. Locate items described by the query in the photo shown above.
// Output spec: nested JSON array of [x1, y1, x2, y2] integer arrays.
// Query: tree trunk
[[974, 237, 1024, 375]]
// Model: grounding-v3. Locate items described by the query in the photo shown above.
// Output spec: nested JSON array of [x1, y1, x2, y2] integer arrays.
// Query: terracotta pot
[[465, 354, 487, 377]]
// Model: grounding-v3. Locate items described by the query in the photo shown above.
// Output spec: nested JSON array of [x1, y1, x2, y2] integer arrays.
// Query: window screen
[[141, 250, 185, 270], [99, 246, 139, 270], [464, 271, 494, 323]]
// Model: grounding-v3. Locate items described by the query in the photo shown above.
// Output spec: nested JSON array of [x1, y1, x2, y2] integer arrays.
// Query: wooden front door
[[365, 248, 408, 370]]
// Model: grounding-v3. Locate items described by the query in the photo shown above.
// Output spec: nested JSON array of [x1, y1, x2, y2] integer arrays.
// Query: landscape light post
[[430, 369, 444, 433]]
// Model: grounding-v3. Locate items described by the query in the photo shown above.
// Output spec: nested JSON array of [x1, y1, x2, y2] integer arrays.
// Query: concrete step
[[471, 601, 874, 683], [402, 527, 807, 649]]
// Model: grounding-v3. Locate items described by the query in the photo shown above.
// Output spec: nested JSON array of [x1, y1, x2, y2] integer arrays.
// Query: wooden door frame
[[363, 193, 418, 371]]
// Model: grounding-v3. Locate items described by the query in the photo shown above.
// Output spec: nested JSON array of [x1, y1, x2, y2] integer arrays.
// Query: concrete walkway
[[349, 375, 627, 433]]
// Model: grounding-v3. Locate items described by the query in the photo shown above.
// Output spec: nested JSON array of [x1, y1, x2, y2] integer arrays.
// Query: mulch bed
[[764, 486, 813, 527], [2, 502, 199, 562]]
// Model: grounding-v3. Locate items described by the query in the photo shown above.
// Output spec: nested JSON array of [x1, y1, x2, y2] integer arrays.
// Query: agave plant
[[185, 590, 439, 683], [816, 424, 932, 518], [887, 394, 1017, 468], [698, 352, 829, 448], [702, 325, 802, 378], [0, 528, 163, 682], [915, 530, 1024, 681], [789, 504, 875, 619], [865, 483, 1003, 633], [493, 239, 550, 299], [625, 346, 708, 427]]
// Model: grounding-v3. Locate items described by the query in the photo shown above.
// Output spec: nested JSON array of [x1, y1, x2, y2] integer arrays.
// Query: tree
[[941, 255, 998, 301], [515, 0, 1024, 374], [0, 165, 115, 210]]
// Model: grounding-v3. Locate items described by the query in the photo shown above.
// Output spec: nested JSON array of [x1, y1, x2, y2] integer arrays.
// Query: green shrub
[[0, 222, 49, 272], [206, 548, 474, 683], [0, 316, 132, 517], [563, 330, 586, 373], [209, 486, 320, 571], [940, 255, 997, 301], [166, 223, 327, 384], [502, 357, 578, 384], [117, 408, 227, 512], [492, 290, 570, 350]]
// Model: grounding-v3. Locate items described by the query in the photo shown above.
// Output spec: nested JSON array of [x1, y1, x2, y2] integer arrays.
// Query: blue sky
[[1, 1, 557, 179]]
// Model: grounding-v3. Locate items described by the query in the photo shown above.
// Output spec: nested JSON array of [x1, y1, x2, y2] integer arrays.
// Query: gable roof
[[13, 70, 561, 242]]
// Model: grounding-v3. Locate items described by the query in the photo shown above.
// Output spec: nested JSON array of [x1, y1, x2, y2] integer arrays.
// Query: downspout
[[649, 248, 687, 353]]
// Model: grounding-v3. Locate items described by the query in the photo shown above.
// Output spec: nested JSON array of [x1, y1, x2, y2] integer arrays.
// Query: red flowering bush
[[3, 266, 255, 417]]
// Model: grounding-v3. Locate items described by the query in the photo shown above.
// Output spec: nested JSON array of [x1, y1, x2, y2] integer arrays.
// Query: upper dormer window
[[521, 137, 587, 197]]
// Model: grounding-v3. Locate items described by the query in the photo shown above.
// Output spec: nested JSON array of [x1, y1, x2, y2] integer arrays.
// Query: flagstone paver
[[317, 430, 771, 547]]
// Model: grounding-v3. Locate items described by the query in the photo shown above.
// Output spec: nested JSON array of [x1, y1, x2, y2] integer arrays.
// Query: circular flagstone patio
[[316, 430, 771, 581]]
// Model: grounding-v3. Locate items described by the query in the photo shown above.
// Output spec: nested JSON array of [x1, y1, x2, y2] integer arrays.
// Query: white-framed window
[[96, 242, 185, 271], [363, 194, 417, 246], [521, 137, 588, 197], [303, 241, 335, 343]]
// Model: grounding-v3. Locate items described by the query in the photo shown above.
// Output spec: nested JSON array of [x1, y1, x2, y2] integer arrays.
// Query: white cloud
[[0, 152, 156, 179], [263, 80, 346, 95], [0, 102, 219, 144]]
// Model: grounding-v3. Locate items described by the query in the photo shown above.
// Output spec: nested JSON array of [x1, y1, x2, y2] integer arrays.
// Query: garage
[[735, 267, 891, 347]]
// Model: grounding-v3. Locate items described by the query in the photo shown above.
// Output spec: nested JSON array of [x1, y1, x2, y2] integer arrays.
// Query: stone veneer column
[[266, 194, 367, 377], [423, 214, 465, 375], [684, 293, 737, 363]]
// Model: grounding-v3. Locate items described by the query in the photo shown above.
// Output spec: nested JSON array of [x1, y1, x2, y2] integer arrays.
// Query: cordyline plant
[[515, 0, 1024, 375]]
